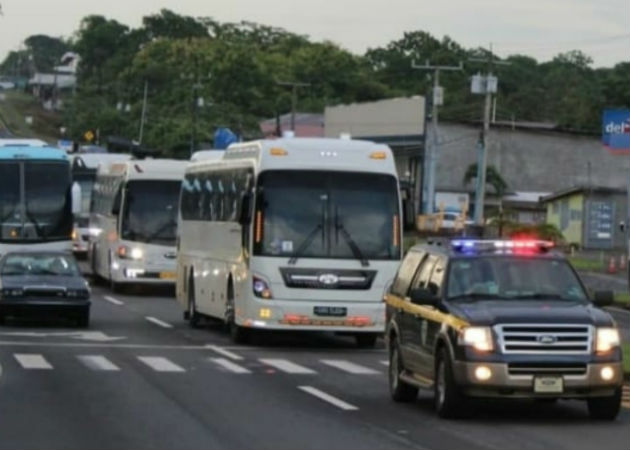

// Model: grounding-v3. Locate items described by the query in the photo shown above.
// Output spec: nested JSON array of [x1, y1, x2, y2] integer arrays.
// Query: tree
[[143, 9, 208, 40], [24, 35, 69, 72], [463, 163, 509, 232]]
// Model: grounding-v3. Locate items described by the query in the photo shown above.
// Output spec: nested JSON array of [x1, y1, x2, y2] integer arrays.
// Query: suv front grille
[[495, 324, 593, 355], [508, 363, 587, 376]]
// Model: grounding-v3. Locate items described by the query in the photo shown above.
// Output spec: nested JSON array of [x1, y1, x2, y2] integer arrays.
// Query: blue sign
[[602, 109, 630, 152], [214, 128, 238, 150]]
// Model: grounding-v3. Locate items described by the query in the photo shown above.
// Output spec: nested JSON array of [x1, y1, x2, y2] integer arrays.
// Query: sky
[[0, 0, 628, 68]]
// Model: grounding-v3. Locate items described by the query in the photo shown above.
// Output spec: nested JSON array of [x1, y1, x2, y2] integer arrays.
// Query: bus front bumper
[[236, 299, 386, 333], [110, 261, 177, 285]]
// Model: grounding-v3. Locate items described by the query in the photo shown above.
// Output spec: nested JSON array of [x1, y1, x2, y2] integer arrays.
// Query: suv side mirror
[[592, 290, 614, 308], [409, 288, 439, 307], [239, 193, 253, 225]]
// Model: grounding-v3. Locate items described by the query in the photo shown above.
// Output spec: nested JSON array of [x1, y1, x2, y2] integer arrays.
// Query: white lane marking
[[259, 359, 316, 374], [14, 354, 53, 370], [78, 355, 120, 371], [321, 360, 380, 374], [298, 386, 358, 411], [145, 316, 173, 329], [103, 295, 124, 306], [210, 358, 251, 374], [205, 345, 244, 361], [138, 356, 185, 373], [380, 360, 389, 366]]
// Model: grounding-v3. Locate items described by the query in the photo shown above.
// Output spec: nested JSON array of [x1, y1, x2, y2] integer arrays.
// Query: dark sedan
[[0, 252, 91, 327]]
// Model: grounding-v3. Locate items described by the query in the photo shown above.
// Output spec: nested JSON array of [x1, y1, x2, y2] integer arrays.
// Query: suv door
[[419, 255, 447, 381], [388, 250, 424, 365], [403, 254, 438, 374]]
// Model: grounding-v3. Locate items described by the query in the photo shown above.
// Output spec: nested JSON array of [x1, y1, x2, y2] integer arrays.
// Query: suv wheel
[[389, 339, 418, 402], [587, 389, 621, 421], [434, 347, 467, 418]]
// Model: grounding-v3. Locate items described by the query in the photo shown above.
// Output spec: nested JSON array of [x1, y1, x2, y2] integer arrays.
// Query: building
[[259, 113, 324, 138], [542, 186, 627, 250]]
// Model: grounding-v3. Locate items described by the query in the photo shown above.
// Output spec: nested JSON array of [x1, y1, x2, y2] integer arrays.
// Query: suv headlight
[[460, 326, 494, 352], [595, 328, 620, 354]]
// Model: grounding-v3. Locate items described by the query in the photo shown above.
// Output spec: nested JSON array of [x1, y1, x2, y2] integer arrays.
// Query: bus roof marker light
[[269, 148, 288, 156], [369, 151, 387, 160]]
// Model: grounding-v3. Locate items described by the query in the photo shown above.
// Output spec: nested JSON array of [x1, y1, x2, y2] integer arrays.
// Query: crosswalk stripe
[[14, 354, 52, 370], [210, 358, 251, 374], [298, 386, 358, 411], [145, 316, 173, 329], [138, 356, 185, 373], [259, 359, 316, 374], [206, 345, 244, 361], [103, 295, 124, 306], [78, 355, 120, 371], [321, 360, 379, 374]]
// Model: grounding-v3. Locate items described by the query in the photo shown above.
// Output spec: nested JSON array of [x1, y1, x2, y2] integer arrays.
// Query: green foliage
[[463, 164, 508, 197], [3, 11, 626, 155]]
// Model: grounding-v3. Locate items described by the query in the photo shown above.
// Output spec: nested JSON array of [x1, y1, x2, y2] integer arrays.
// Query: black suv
[[385, 239, 623, 420]]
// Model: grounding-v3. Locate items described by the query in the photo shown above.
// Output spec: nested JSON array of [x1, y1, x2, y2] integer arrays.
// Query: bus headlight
[[253, 276, 273, 299], [460, 327, 494, 352], [595, 328, 620, 354], [117, 245, 143, 260]]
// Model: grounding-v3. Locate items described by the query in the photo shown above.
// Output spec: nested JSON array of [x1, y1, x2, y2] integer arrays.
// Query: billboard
[[602, 109, 630, 153]]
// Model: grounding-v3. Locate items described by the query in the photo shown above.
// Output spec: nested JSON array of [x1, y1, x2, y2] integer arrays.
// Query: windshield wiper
[[335, 217, 369, 267], [516, 293, 575, 301], [447, 293, 507, 301], [288, 224, 323, 265], [143, 219, 177, 244]]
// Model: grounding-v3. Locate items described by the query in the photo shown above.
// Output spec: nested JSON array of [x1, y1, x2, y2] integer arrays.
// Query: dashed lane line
[[14, 354, 53, 370], [205, 345, 244, 361], [103, 295, 124, 306], [77, 355, 120, 371], [137, 356, 186, 373], [259, 359, 316, 374], [321, 360, 380, 374], [145, 316, 174, 329], [298, 386, 359, 411], [210, 358, 251, 374]]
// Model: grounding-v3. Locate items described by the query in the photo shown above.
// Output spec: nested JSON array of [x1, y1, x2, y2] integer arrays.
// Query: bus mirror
[[240, 194, 253, 225], [111, 188, 122, 216], [71, 182, 82, 215]]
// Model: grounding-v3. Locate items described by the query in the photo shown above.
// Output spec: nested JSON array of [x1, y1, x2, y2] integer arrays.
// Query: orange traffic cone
[[607, 257, 617, 274]]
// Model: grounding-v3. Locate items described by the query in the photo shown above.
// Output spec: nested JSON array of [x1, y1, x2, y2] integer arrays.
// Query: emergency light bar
[[451, 239, 555, 253]]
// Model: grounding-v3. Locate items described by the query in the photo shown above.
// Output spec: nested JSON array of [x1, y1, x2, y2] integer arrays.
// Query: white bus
[[176, 138, 402, 346], [190, 149, 225, 162], [89, 159, 187, 290], [71, 153, 132, 255]]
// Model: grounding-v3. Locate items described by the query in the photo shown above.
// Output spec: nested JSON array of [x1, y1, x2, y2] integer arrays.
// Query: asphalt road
[[0, 282, 629, 450]]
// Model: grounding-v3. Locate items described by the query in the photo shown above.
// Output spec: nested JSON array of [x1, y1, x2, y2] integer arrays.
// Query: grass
[[568, 256, 605, 272], [623, 343, 629, 375], [0, 90, 61, 141], [615, 292, 630, 306]]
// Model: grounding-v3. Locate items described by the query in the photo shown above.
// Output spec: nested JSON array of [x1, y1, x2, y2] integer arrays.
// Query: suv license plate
[[534, 376, 564, 394], [313, 306, 347, 317]]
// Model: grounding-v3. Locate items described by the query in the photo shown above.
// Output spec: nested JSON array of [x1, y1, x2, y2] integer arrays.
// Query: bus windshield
[[255, 170, 400, 261], [121, 180, 181, 246], [1, 161, 72, 242]]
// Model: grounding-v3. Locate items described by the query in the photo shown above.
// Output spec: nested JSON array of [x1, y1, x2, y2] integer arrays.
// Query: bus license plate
[[159, 271, 176, 280], [534, 376, 564, 394], [313, 306, 347, 317]]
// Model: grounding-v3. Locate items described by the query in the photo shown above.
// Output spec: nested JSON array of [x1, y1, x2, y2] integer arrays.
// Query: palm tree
[[463, 163, 509, 233]]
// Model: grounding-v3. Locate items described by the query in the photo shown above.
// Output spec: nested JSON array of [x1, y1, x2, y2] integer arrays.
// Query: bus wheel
[[225, 284, 249, 344], [187, 279, 202, 328]]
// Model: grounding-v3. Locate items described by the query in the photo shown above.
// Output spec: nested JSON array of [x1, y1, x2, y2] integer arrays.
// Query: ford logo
[[318, 273, 339, 286], [538, 335, 557, 345]]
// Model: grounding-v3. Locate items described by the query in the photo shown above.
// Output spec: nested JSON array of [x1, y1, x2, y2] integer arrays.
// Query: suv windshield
[[446, 257, 588, 302], [121, 180, 181, 246], [1, 254, 80, 277]]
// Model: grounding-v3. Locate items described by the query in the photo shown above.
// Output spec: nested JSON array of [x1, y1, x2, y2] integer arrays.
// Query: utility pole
[[469, 45, 510, 226], [137, 79, 148, 145], [276, 80, 310, 132], [411, 60, 463, 215]]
